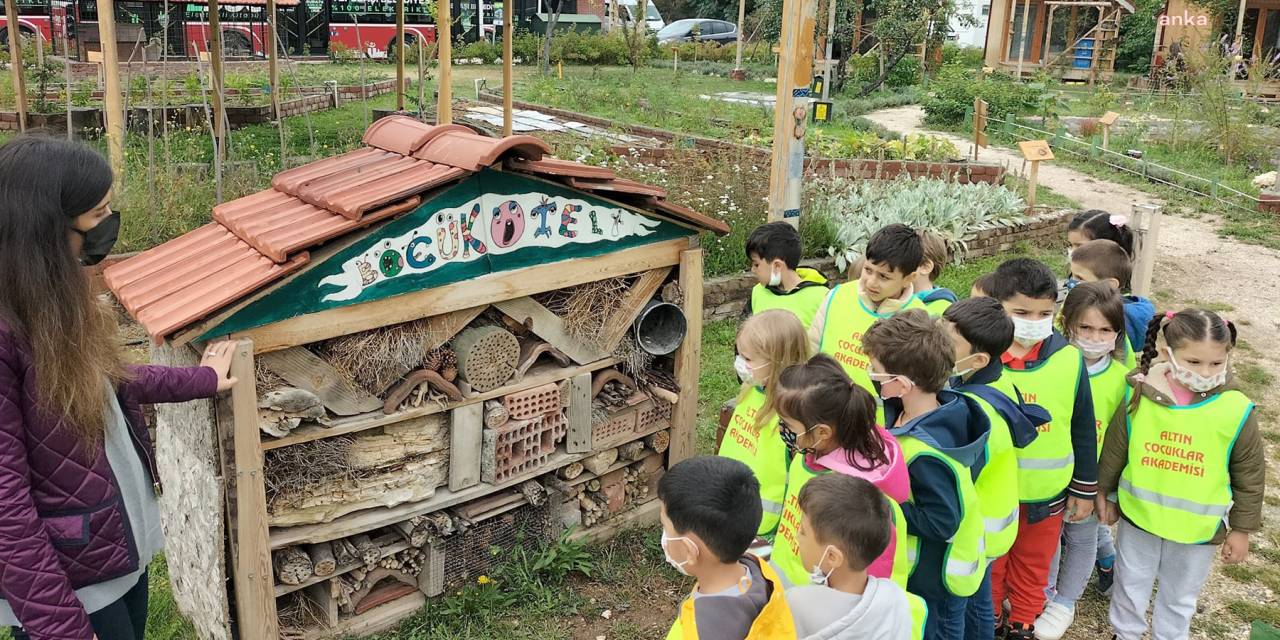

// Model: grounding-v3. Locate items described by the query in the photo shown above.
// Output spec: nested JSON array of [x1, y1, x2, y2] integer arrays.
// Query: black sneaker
[[1097, 564, 1115, 596], [1005, 622, 1036, 639]]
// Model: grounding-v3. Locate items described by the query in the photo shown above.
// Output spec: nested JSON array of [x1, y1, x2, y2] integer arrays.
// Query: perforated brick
[[502, 382, 562, 421], [592, 407, 638, 450], [636, 400, 673, 434], [482, 410, 567, 483]]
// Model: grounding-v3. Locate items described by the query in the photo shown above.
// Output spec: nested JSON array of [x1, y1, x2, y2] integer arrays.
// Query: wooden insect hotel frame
[[104, 116, 728, 640]]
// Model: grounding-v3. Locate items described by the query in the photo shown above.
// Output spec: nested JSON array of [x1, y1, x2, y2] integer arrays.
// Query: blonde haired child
[[1097, 309, 1265, 640], [718, 309, 811, 542]]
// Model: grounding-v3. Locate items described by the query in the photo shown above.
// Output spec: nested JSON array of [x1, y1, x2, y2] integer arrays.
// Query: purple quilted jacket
[[0, 321, 217, 639]]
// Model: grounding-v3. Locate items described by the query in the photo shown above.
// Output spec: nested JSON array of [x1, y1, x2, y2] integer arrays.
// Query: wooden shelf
[[274, 536, 409, 598], [569, 500, 662, 545], [270, 448, 592, 550], [262, 357, 622, 451], [299, 591, 427, 640]]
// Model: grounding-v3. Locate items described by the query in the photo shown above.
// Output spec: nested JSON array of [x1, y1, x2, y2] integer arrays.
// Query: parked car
[[656, 19, 738, 44]]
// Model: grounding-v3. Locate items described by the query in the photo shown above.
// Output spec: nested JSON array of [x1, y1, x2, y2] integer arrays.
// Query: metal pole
[[395, 0, 405, 110], [437, 0, 452, 123], [822, 0, 836, 100], [5, 0, 27, 132], [95, 0, 124, 186], [502, 0, 512, 135], [766, 0, 816, 226]]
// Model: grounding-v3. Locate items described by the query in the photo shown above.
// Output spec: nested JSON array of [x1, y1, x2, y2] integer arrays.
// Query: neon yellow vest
[[717, 386, 788, 537], [907, 593, 929, 640], [960, 391, 1020, 559], [992, 345, 1083, 502], [898, 436, 987, 597], [1088, 358, 1129, 459], [922, 298, 953, 317], [1118, 389, 1252, 544], [750, 268, 829, 328], [666, 556, 797, 640], [818, 282, 926, 400], [772, 454, 911, 590]]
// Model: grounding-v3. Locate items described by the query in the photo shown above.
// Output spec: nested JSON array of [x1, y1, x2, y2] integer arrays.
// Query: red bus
[[326, 0, 436, 59], [0, 0, 57, 45]]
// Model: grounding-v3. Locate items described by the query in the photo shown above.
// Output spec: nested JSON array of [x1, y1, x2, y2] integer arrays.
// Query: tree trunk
[[541, 0, 564, 75], [857, 47, 910, 97]]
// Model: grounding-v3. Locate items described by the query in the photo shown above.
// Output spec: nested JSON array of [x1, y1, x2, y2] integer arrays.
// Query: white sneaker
[[1033, 602, 1075, 640]]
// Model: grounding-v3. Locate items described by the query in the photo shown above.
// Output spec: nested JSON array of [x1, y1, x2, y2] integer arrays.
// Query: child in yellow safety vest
[[744, 221, 830, 327], [1066, 238, 1154, 364], [863, 310, 992, 640], [660, 456, 796, 640], [985, 259, 1098, 640], [809, 223, 928, 400], [766, 354, 911, 590], [1097, 309, 1264, 640], [912, 230, 958, 317], [717, 310, 811, 544], [785, 474, 921, 640], [1035, 283, 1131, 640]]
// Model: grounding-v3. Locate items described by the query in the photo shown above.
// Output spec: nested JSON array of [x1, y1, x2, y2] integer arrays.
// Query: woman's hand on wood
[[201, 341, 238, 393]]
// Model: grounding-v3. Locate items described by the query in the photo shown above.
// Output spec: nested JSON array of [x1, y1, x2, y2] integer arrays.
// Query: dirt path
[[866, 105, 1280, 640]]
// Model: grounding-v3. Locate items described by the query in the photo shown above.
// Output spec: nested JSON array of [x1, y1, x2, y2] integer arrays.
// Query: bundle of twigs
[[535, 276, 633, 349], [312, 318, 451, 394], [264, 437, 358, 504]]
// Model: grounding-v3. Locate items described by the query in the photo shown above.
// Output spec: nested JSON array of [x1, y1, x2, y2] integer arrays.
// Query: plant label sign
[[1017, 140, 1054, 161], [1099, 111, 1120, 126]]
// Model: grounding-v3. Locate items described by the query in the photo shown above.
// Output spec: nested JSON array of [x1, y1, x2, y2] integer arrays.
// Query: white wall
[[948, 0, 991, 50]]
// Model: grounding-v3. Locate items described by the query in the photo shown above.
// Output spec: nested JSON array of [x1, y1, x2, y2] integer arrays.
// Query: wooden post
[[1099, 110, 1118, 151], [1027, 159, 1039, 207], [207, 0, 226, 160], [395, 0, 405, 111], [1015, 0, 1031, 78], [820, 0, 836, 100], [417, 36, 426, 120], [732, 0, 746, 78], [266, 0, 280, 119], [437, 0, 452, 124], [502, 0, 513, 136], [669, 247, 703, 464], [95, 0, 124, 187], [218, 340, 280, 640], [4, 0, 25, 132], [766, 0, 817, 226], [973, 97, 988, 161], [1017, 139, 1053, 209], [1130, 202, 1163, 297], [1234, 0, 1248, 52]]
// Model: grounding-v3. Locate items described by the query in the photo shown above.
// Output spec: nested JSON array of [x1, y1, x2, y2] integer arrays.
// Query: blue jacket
[[951, 360, 1048, 449], [885, 390, 990, 600], [1123, 295, 1155, 352], [917, 287, 958, 306]]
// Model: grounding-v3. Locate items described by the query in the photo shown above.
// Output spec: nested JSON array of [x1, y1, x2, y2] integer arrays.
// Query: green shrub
[[816, 176, 1027, 271], [847, 53, 922, 90], [550, 31, 632, 65], [941, 44, 985, 69], [806, 130, 958, 161], [328, 41, 360, 63], [922, 66, 1039, 126], [455, 39, 502, 63]]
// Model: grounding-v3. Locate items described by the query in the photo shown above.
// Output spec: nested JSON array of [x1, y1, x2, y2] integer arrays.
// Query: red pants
[[990, 506, 1064, 625]]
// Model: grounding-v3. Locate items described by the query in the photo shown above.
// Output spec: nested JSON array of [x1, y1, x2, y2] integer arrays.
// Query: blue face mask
[[1064, 277, 1081, 291]]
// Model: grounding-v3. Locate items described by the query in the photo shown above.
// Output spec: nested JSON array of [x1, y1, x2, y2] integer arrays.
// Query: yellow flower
[[477, 575, 492, 585]]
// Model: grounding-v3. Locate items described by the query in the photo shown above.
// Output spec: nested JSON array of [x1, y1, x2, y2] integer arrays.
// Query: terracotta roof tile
[[413, 131, 551, 171], [566, 177, 667, 198], [651, 198, 731, 236], [299, 161, 466, 219], [505, 157, 616, 181], [271, 147, 397, 194], [361, 116, 475, 156]]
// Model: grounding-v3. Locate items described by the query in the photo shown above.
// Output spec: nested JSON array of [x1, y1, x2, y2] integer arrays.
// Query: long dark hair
[[1060, 281, 1127, 361], [1069, 210, 1135, 258], [774, 354, 888, 471], [0, 136, 126, 446]]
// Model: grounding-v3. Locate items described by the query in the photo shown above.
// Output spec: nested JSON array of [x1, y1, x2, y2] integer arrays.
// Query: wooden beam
[[208, 0, 226, 159], [219, 340, 279, 640], [503, 0, 513, 136], [437, 0, 452, 123], [668, 249, 702, 464], [565, 372, 593, 454], [258, 347, 383, 416], [493, 296, 608, 364], [448, 402, 483, 491], [231, 237, 689, 354], [568, 500, 661, 544], [396, 0, 405, 111], [598, 266, 672, 351], [4, 0, 26, 132], [765, 0, 816, 226], [95, 0, 124, 187]]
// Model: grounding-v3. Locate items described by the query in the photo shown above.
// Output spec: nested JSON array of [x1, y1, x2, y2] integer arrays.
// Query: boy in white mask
[[786, 474, 917, 640], [660, 456, 796, 640], [744, 221, 830, 327], [985, 259, 1097, 640]]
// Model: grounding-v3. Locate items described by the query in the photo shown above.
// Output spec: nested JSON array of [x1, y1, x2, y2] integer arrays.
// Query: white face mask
[[661, 531, 694, 576], [1074, 335, 1117, 360], [1011, 316, 1054, 347], [734, 355, 763, 385], [869, 372, 914, 400], [1166, 347, 1227, 393], [768, 266, 782, 288], [952, 354, 981, 379], [808, 545, 837, 586], [1066, 248, 1074, 263]]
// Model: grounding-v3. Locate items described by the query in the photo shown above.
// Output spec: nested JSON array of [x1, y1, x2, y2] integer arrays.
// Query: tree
[[623, 0, 655, 70], [855, 0, 959, 95], [541, 0, 567, 75], [1114, 0, 1163, 72]]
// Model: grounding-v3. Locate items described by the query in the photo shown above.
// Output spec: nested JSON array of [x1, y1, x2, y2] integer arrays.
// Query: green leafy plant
[[922, 65, 1040, 126], [817, 176, 1028, 272], [71, 81, 97, 108], [328, 41, 360, 63], [807, 129, 959, 160]]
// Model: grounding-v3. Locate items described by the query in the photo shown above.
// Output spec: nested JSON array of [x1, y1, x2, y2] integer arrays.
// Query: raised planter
[[25, 108, 104, 137]]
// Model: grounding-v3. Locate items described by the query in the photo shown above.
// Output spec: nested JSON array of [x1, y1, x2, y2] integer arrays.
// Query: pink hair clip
[[1165, 311, 1176, 319], [1109, 214, 1128, 227]]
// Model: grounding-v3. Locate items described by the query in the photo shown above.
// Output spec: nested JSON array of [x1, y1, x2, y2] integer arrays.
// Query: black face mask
[[74, 211, 121, 266], [779, 426, 813, 457]]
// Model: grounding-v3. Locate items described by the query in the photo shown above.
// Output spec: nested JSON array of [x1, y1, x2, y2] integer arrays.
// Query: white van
[[615, 0, 666, 31]]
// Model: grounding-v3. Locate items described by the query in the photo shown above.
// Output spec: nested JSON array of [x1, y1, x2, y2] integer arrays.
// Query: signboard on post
[[1099, 110, 1120, 151], [1017, 140, 1054, 208], [973, 98, 988, 160]]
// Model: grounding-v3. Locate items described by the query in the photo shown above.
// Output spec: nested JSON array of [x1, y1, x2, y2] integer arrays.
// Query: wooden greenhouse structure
[[981, 0, 1133, 81], [104, 116, 727, 640]]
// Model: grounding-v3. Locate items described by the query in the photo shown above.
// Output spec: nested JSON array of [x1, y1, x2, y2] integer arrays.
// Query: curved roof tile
[[412, 131, 551, 171], [361, 116, 475, 156]]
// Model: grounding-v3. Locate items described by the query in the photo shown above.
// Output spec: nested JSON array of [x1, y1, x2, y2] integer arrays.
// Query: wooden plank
[[568, 500, 662, 544], [224, 340, 280, 640], [422, 305, 487, 350], [301, 592, 426, 640], [449, 402, 484, 492], [669, 249, 703, 464], [493, 297, 607, 365], [597, 267, 673, 351], [261, 357, 621, 450], [565, 372, 593, 454], [232, 238, 689, 354], [258, 347, 383, 416], [301, 581, 338, 629], [420, 540, 446, 597]]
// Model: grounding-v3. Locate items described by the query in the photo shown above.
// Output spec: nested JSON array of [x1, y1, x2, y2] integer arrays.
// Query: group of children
[[659, 213, 1265, 640]]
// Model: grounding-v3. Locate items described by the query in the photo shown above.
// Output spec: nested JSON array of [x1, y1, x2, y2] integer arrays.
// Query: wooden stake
[[417, 36, 426, 120], [733, 0, 746, 75], [63, 38, 73, 140], [395, 0, 405, 111], [4, 0, 26, 132], [1130, 202, 1163, 298], [502, 0, 513, 136], [95, 0, 124, 186], [266, 0, 280, 118], [1027, 159, 1039, 207], [765, 0, 816, 226], [1015, 0, 1031, 79], [437, 0, 452, 124], [207, 0, 226, 160]]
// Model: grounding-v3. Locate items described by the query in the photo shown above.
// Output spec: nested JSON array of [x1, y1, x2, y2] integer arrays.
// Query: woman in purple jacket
[[0, 136, 235, 640]]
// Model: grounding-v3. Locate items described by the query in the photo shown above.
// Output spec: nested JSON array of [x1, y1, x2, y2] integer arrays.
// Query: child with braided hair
[[1096, 309, 1265, 640]]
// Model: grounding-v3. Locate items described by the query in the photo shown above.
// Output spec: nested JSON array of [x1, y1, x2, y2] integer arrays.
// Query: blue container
[[1073, 38, 1096, 68]]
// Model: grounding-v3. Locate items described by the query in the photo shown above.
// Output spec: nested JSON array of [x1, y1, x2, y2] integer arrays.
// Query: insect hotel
[[103, 116, 726, 640]]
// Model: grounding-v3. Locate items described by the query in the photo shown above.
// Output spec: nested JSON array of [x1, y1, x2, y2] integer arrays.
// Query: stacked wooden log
[[558, 432, 669, 528]]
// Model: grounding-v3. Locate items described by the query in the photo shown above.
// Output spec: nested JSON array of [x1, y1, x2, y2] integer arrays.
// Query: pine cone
[[422, 348, 445, 372]]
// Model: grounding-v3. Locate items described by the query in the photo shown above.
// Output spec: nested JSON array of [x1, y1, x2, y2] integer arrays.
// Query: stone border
[[700, 209, 1074, 322]]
